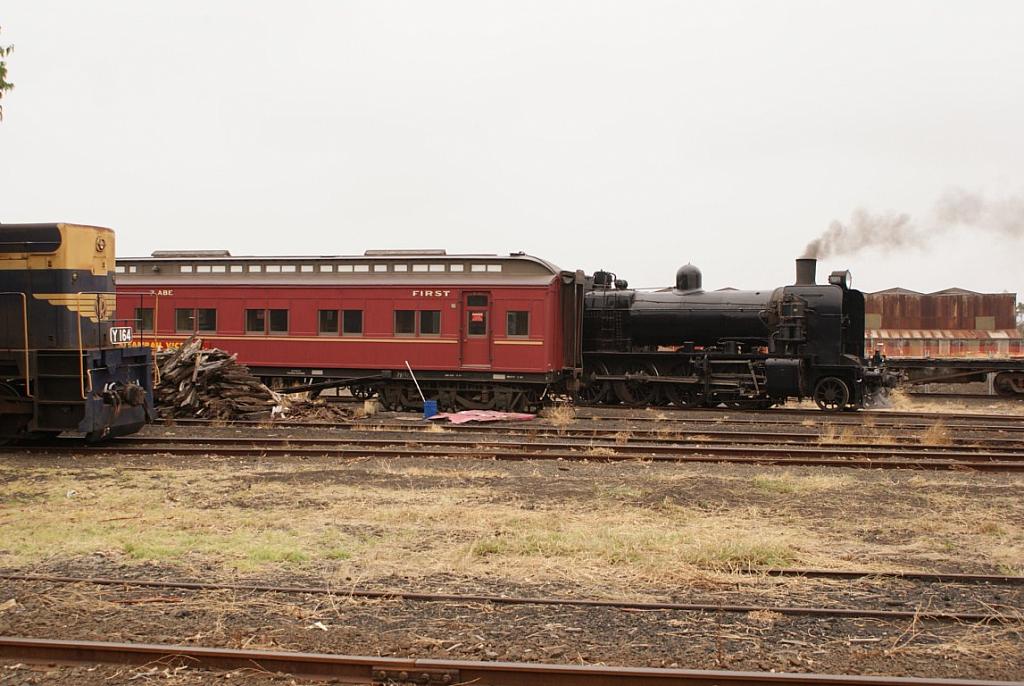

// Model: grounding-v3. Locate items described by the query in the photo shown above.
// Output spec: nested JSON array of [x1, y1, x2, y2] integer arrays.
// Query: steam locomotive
[[580, 258, 887, 410]]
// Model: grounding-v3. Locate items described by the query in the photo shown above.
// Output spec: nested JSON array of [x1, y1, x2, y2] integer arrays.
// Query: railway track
[[4, 636, 1019, 686], [907, 392, 1024, 402], [12, 437, 1024, 471], [2, 573, 1020, 623], [162, 412, 1024, 436], [110, 435, 1024, 457]]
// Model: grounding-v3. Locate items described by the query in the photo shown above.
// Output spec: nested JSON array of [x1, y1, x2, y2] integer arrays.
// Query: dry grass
[[542, 404, 576, 428], [2, 460, 1023, 589], [883, 388, 1024, 417], [919, 421, 952, 446], [752, 472, 853, 494], [425, 422, 447, 433], [612, 430, 633, 445], [818, 424, 898, 445]]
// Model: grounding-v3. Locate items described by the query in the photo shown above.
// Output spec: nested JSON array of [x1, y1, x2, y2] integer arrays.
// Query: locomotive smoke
[[803, 187, 1024, 259]]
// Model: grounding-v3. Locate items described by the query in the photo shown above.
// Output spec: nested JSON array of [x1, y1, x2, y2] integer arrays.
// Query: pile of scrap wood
[[154, 336, 354, 421]]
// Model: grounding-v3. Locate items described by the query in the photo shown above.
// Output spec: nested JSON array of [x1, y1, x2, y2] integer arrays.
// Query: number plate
[[109, 326, 134, 345]]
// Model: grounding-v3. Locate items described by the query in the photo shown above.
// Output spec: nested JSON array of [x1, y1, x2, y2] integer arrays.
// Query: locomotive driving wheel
[[613, 363, 661, 407], [579, 362, 613, 404], [813, 377, 850, 411], [661, 364, 701, 408]]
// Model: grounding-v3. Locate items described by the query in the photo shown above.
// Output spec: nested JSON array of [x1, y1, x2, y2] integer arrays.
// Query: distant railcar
[[0, 223, 154, 440], [114, 251, 585, 411]]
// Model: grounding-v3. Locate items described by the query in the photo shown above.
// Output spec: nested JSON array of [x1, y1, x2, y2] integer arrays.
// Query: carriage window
[[135, 307, 154, 332], [115, 266, 126, 274], [466, 295, 488, 307], [196, 308, 217, 332], [319, 265, 334, 272], [180, 265, 193, 273], [319, 309, 339, 335], [374, 264, 388, 272], [269, 309, 289, 333], [196, 265, 211, 273], [343, 310, 363, 335], [245, 309, 266, 334], [266, 265, 281, 273], [468, 311, 487, 336], [175, 308, 194, 332], [507, 311, 529, 337], [449, 264, 464, 272], [230, 265, 243, 273], [429, 264, 445, 272], [419, 310, 441, 335], [282, 265, 296, 273], [301, 265, 314, 272], [394, 310, 416, 335], [249, 265, 262, 272]]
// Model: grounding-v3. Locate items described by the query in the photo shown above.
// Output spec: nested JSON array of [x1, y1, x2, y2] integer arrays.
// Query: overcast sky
[[1, 1, 1022, 294]]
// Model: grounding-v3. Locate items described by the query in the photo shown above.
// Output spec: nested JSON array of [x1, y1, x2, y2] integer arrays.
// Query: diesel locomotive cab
[[581, 258, 874, 410]]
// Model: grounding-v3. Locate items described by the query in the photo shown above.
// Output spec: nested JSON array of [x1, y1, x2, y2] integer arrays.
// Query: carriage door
[[461, 292, 492, 368]]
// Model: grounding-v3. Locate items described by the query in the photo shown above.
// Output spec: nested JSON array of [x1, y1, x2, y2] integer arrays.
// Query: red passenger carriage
[[115, 250, 584, 411]]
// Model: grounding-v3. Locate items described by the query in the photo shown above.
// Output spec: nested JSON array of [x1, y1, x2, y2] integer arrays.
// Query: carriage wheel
[[814, 377, 850, 412]]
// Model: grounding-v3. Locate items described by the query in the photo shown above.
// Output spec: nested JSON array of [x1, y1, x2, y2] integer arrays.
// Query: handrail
[[74, 291, 114, 399], [0, 292, 32, 398]]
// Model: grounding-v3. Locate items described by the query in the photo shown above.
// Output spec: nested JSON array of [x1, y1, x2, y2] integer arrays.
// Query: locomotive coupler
[[99, 381, 148, 407]]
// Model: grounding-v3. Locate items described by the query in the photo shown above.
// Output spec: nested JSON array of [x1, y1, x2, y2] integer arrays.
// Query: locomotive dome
[[675, 263, 702, 291]]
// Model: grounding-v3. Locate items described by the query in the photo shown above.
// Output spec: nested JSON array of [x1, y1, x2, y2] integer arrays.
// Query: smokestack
[[795, 258, 816, 286]]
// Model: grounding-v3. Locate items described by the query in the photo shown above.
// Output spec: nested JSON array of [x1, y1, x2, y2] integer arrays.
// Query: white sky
[[1, 1, 1022, 294]]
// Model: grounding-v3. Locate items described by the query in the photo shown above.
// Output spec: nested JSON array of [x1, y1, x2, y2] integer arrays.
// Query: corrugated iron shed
[[865, 289, 1017, 330]]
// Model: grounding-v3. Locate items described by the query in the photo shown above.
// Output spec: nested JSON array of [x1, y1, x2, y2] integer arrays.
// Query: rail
[[0, 637, 1019, 686], [1, 573, 1019, 623]]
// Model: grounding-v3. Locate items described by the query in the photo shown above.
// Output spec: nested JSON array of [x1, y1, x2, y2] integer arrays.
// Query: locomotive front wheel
[[814, 377, 850, 411]]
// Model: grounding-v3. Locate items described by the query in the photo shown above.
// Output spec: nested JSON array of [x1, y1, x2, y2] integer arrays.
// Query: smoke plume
[[803, 187, 1024, 259]]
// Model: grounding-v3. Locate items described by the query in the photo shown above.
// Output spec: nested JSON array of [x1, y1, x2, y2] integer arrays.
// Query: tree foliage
[[0, 26, 13, 121]]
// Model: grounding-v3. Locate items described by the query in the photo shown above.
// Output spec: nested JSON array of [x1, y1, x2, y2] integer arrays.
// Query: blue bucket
[[423, 399, 438, 419]]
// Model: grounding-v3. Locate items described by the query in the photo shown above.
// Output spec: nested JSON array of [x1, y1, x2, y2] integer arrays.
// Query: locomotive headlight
[[828, 270, 852, 289]]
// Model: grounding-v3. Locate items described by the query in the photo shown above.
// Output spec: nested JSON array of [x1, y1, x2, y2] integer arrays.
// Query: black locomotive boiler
[[580, 258, 883, 410], [0, 223, 154, 440]]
